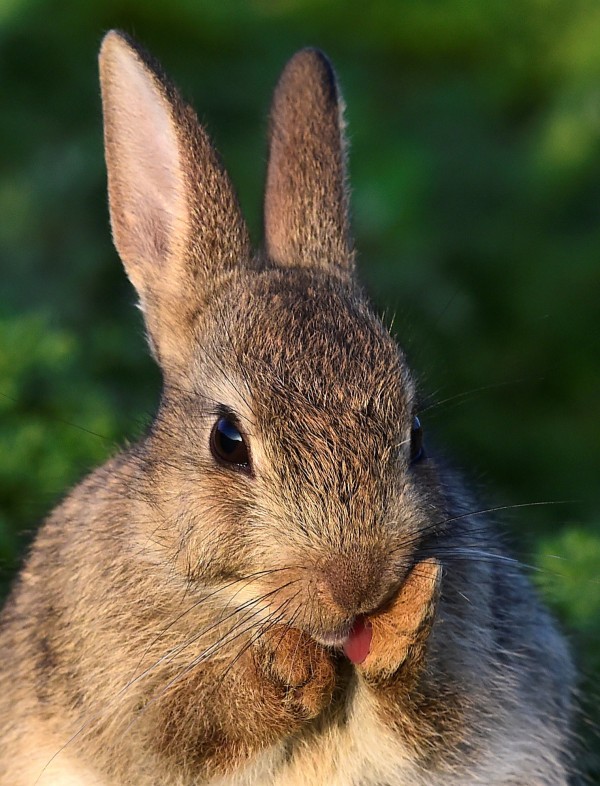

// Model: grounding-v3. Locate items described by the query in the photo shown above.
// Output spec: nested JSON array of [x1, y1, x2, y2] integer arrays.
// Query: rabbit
[[0, 30, 576, 786]]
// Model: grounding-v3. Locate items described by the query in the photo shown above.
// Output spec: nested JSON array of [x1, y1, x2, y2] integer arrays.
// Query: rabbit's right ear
[[99, 31, 251, 371], [264, 49, 354, 277]]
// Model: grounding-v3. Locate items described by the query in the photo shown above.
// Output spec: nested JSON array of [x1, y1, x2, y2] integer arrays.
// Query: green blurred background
[[1, 0, 598, 778]]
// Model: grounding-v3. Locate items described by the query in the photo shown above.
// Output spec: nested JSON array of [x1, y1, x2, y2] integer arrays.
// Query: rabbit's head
[[99, 32, 446, 648]]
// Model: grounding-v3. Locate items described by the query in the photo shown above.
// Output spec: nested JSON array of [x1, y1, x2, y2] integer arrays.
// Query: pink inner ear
[[343, 617, 372, 664], [101, 35, 187, 284]]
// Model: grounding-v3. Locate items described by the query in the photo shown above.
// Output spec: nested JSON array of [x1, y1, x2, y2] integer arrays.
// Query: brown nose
[[320, 553, 389, 617]]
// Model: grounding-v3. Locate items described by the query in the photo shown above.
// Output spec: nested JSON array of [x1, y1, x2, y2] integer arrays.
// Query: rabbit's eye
[[410, 416, 424, 464], [210, 417, 251, 470]]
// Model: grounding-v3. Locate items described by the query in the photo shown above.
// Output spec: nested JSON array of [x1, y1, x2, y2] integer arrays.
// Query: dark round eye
[[210, 417, 251, 470], [410, 415, 424, 464]]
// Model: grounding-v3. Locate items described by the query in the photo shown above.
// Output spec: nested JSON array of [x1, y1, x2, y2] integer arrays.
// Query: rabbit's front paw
[[254, 626, 335, 719], [358, 558, 441, 682]]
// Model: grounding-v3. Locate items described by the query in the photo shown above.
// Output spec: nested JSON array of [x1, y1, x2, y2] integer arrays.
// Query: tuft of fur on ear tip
[[264, 48, 354, 276]]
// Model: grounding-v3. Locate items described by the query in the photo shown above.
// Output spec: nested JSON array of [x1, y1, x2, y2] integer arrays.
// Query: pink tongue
[[343, 617, 373, 664]]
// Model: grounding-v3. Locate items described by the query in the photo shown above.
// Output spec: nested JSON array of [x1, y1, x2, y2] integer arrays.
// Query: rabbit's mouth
[[312, 622, 354, 649], [313, 617, 373, 664]]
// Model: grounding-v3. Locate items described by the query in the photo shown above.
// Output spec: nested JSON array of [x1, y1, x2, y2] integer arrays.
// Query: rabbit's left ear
[[99, 31, 251, 371], [264, 49, 354, 276]]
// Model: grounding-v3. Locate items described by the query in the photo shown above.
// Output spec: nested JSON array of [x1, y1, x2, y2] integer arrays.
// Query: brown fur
[[265, 48, 353, 273], [359, 558, 441, 681], [0, 31, 575, 786]]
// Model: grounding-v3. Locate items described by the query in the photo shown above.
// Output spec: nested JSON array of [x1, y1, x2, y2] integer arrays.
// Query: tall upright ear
[[264, 48, 354, 275], [99, 31, 251, 370]]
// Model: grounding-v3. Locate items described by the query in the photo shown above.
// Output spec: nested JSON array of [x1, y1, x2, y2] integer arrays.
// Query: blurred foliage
[[0, 0, 598, 779]]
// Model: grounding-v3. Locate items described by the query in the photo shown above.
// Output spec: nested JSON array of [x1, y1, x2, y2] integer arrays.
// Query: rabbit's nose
[[319, 554, 390, 618]]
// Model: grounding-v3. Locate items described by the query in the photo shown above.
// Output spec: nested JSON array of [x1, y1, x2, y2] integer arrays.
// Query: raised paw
[[254, 626, 335, 719], [358, 558, 441, 681]]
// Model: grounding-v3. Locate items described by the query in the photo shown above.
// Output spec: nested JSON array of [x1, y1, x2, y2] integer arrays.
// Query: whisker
[[128, 567, 292, 680], [37, 580, 299, 782], [209, 592, 302, 692], [419, 378, 540, 416], [127, 589, 300, 733]]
